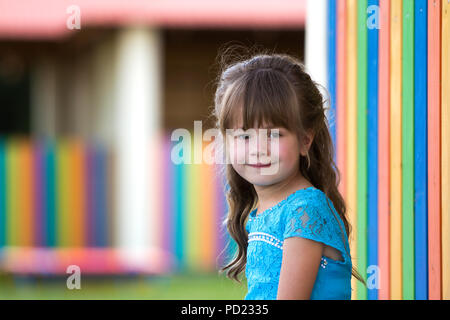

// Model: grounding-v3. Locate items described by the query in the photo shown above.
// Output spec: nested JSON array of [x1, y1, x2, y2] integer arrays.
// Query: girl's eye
[[269, 131, 281, 138], [237, 134, 250, 140]]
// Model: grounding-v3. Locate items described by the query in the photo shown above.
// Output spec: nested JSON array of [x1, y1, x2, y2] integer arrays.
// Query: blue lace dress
[[244, 186, 352, 300]]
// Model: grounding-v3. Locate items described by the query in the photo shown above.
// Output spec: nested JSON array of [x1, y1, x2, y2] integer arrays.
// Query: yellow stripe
[[442, 0, 450, 300], [346, 0, 358, 300], [390, 0, 403, 300], [71, 139, 85, 247], [186, 141, 201, 270]]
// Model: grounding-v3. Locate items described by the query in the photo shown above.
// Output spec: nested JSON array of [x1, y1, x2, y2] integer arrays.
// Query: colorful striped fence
[[0, 134, 233, 275], [328, 0, 450, 300], [162, 133, 233, 272]]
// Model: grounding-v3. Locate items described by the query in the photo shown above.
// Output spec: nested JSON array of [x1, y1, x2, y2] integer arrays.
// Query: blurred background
[[0, 0, 306, 299]]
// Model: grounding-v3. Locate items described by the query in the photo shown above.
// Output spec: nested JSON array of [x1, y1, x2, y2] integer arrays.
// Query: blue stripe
[[223, 176, 236, 266], [414, 0, 428, 300], [45, 141, 56, 247], [174, 139, 186, 270], [328, 0, 337, 163], [367, 0, 379, 300], [95, 143, 108, 247]]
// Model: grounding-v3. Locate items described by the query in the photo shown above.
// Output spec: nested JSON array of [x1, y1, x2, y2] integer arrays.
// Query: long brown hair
[[211, 46, 366, 287]]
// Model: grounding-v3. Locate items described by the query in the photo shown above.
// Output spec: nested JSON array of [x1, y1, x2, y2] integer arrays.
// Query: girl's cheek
[[275, 142, 288, 161], [276, 141, 297, 164]]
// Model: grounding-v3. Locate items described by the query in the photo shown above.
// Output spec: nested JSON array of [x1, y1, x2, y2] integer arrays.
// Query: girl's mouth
[[247, 163, 271, 168]]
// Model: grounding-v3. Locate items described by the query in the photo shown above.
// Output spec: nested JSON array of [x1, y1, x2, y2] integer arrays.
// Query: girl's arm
[[276, 237, 324, 300]]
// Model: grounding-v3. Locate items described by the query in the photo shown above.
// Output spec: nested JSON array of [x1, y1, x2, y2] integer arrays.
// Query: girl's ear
[[299, 129, 315, 156]]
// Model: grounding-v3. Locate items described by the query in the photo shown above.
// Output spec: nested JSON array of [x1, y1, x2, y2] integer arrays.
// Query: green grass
[[0, 272, 247, 300]]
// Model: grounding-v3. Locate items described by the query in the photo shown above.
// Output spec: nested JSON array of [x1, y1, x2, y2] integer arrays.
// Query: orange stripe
[[428, 0, 442, 300], [71, 139, 86, 247], [200, 143, 215, 271], [19, 139, 34, 247], [442, 0, 450, 300]]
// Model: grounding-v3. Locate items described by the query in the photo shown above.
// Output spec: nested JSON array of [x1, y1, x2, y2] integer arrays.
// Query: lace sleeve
[[283, 201, 348, 264], [283, 202, 328, 240]]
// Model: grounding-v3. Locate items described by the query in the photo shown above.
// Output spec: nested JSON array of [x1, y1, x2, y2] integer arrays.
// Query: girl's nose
[[249, 130, 269, 157]]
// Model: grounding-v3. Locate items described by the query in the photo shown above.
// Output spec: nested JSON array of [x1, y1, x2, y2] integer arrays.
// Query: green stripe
[[402, 0, 415, 300], [6, 140, 18, 246], [0, 139, 5, 247], [356, 0, 368, 300]]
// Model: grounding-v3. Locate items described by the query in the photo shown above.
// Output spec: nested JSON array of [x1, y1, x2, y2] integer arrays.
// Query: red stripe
[[336, 0, 347, 199], [378, 0, 391, 301]]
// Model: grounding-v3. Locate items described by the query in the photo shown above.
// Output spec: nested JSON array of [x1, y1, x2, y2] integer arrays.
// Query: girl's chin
[[245, 166, 281, 177], [245, 175, 283, 186]]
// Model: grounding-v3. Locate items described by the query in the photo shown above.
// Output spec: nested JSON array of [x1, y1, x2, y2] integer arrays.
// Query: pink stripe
[[378, 0, 390, 300], [336, 0, 347, 198]]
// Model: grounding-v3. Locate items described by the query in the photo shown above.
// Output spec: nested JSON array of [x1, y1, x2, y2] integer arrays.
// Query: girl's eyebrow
[[261, 126, 283, 130], [237, 125, 282, 129]]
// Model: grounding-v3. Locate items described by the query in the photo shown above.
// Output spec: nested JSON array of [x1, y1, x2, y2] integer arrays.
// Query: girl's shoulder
[[284, 186, 325, 207], [282, 187, 352, 265], [281, 186, 331, 223], [284, 186, 337, 223]]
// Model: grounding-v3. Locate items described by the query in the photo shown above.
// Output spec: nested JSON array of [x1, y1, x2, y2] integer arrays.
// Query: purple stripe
[[162, 132, 173, 255], [33, 141, 44, 247], [215, 164, 226, 268]]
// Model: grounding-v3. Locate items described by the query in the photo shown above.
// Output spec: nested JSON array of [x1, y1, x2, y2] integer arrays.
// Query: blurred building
[[0, 0, 306, 275]]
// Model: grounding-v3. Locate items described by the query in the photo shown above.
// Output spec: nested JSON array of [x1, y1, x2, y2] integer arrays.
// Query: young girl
[[213, 51, 366, 299]]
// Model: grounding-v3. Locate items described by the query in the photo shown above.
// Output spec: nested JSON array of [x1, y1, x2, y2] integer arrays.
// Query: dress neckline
[[249, 186, 317, 219]]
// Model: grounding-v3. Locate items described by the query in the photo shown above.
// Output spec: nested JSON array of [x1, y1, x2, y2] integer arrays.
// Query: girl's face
[[226, 122, 302, 187]]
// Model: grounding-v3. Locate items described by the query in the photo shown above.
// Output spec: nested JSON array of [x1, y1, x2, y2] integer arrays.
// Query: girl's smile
[[247, 163, 272, 168]]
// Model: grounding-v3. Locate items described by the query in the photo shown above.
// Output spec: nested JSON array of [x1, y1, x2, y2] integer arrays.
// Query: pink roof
[[0, 0, 306, 39]]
